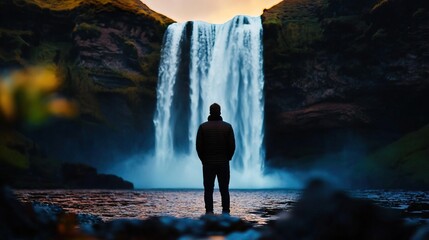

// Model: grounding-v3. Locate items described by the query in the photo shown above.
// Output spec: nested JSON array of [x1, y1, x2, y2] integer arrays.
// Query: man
[[196, 103, 235, 215]]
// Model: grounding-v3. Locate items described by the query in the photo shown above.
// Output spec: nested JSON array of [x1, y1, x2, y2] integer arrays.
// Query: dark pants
[[203, 163, 230, 213]]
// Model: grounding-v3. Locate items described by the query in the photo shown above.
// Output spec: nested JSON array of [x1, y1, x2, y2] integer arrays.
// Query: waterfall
[[149, 16, 290, 188], [187, 16, 265, 174], [153, 23, 186, 167]]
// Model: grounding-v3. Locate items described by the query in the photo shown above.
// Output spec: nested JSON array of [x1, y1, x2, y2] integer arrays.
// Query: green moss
[[263, 18, 282, 26], [74, 22, 101, 40], [371, 0, 389, 13], [371, 28, 387, 41], [139, 44, 161, 83], [0, 28, 32, 62], [22, 0, 173, 25], [0, 145, 29, 169], [28, 42, 72, 64], [412, 8, 426, 19], [263, 0, 324, 66], [356, 124, 429, 187], [123, 39, 138, 59], [282, 21, 322, 55], [370, 124, 429, 163], [263, 0, 323, 23], [399, 149, 429, 183]]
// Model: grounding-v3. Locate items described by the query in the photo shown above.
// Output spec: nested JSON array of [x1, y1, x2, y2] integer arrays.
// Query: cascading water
[[188, 17, 265, 175], [153, 16, 261, 188], [128, 16, 299, 188]]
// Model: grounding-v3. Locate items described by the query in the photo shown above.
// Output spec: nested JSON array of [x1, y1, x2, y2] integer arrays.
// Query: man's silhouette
[[196, 103, 235, 214]]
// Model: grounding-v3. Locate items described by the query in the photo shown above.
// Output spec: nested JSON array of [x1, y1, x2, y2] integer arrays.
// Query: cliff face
[[1, 0, 428, 188], [262, 0, 429, 187], [0, 0, 173, 167]]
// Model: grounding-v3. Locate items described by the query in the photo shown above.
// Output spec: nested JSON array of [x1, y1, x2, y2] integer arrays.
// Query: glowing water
[[125, 16, 300, 188], [188, 17, 265, 174], [153, 23, 186, 167]]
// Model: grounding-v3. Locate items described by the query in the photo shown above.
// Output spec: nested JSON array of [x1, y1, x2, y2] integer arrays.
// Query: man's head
[[210, 103, 221, 116]]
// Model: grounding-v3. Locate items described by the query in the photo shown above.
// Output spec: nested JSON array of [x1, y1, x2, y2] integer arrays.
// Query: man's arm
[[228, 126, 235, 160], [196, 125, 204, 162]]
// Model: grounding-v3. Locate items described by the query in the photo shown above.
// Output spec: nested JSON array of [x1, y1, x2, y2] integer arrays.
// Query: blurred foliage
[[1, 0, 170, 127], [0, 65, 78, 181], [0, 65, 78, 126], [0, 0, 169, 188]]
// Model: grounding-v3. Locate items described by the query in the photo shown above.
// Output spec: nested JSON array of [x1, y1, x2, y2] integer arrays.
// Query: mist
[[109, 152, 302, 189]]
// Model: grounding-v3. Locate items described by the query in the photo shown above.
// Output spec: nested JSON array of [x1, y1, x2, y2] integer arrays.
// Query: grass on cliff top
[[262, 0, 324, 57], [20, 0, 173, 25], [263, 0, 323, 25]]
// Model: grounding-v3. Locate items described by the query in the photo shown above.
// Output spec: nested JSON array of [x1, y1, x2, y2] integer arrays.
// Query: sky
[[142, 0, 283, 23]]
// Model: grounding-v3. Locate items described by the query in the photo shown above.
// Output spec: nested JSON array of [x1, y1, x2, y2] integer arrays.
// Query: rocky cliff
[[0, 0, 173, 187], [0, 0, 173, 169], [1, 0, 428, 189], [262, 0, 429, 187]]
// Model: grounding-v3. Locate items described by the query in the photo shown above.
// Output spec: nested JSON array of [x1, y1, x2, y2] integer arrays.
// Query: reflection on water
[[14, 189, 428, 225]]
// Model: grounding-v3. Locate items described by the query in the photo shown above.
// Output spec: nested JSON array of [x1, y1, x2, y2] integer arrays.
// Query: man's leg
[[203, 165, 216, 214], [217, 163, 230, 214]]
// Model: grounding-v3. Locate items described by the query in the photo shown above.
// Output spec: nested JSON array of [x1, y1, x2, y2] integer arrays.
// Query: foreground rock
[[2, 180, 429, 239], [263, 180, 421, 240]]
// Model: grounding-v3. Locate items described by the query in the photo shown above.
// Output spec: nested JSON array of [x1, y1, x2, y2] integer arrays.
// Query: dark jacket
[[196, 116, 235, 165]]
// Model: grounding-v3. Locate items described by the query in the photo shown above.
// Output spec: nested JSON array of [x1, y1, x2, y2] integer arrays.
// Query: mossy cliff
[[1, 0, 428, 189], [0, 0, 173, 174], [262, 0, 429, 188]]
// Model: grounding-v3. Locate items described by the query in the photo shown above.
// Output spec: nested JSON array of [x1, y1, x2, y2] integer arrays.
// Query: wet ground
[[14, 189, 429, 226]]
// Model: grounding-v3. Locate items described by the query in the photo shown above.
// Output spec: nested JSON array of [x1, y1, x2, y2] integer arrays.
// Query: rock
[[408, 203, 429, 212], [2, 181, 429, 239], [95, 218, 182, 239], [262, 0, 429, 189], [263, 180, 416, 240], [76, 213, 103, 227], [0, 185, 56, 239], [0, 0, 173, 169], [61, 163, 134, 189], [31, 202, 64, 225], [226, 229, 261, 240], [412, 224, 429, 240], [275, 102, 370, 132], [200, 214, 252, 235], [92, 215, 253, 239]]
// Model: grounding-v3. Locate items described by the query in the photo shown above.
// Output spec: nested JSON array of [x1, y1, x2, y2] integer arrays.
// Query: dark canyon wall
[[1, 0, 428, 188], [262, 0, 429, 187], [0, 0, 172, 187]]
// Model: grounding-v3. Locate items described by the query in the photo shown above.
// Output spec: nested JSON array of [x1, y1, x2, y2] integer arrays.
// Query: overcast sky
[[142, 0, 282, 23]]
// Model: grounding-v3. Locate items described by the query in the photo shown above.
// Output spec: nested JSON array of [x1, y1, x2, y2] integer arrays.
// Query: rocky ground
[[1, 180, 428, 240]]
